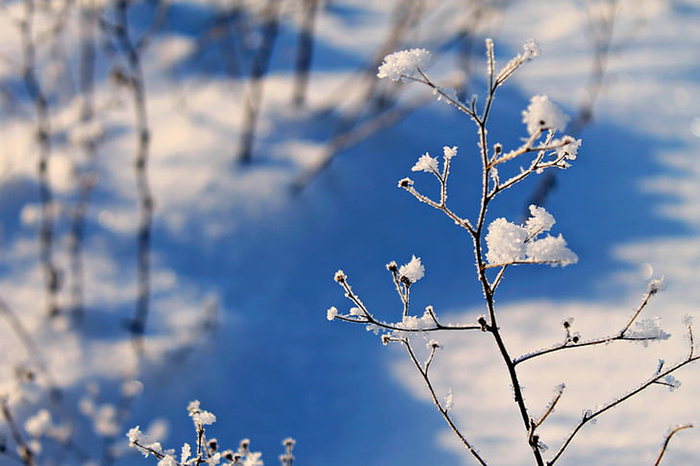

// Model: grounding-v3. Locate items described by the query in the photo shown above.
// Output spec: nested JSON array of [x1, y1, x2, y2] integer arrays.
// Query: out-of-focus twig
[[112, 0, 154, 355], [68, 5, 100, 323], [19, 0, 61, 319], [0, 396, 37, 466], [237, 0, 282, 164], [292, 0, 320, 107]]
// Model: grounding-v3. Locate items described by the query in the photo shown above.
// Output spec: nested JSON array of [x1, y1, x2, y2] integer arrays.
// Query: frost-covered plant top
[[127, 401, 294, 466], [327, 38, 699, 466], [377, 48, 431, 81]]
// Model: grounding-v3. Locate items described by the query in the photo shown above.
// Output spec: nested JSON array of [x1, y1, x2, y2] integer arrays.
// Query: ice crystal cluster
[[377, 48, 431, 81], [399, 255, 425, 283], [485, 205, 578, 267], [522, 95, 570, 136]]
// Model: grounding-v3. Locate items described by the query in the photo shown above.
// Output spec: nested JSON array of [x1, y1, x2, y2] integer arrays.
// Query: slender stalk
[[653, 424, 693, 466], [468, 69, 545, 465], [401, 338, 488, 466]]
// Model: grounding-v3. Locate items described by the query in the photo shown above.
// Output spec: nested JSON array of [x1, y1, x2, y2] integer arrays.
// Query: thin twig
[[237, 0, 281, 164], [400, 338, 488, 466], [653, 424, 693, 466], [514, 288, 658, 365]]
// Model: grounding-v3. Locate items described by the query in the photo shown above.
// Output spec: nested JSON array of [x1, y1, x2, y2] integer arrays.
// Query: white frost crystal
[[522, 95, 569, 135], [326, 306, 339, 321], [485, 218, 528, 265], [377, 48, 431, 81], [399, 255, 425, 283], [443, 146, 458, 159], [187, 400, 216, 426], [525, 205, 556, 236], [127, 426, 144, 445], [525, 235, 578, 266], [485, 205, 578, 267], [411, 153, 439, 173]]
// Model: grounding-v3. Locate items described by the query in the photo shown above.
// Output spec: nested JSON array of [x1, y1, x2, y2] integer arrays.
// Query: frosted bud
[[326, 307, 339, 321], [647, 276, 667, 294], [398, 177, 414, 188], [208, 438, 218, 452], [399, 256, 425, 284], [127, 426, 143, 446], [334, 270, 347, 283], [442, 146, 458, 159], [521, 38, 540, 60]]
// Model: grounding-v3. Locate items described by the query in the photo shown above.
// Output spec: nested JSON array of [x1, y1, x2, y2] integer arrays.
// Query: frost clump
[[626, 317, 671, 346], [522, 95, 569, 135], [188, 400, 216, 426], [411, 146, 457, 175], [377, 48, 431, 81], [412, 153, 439, 173], [396, 308, 433, 330], [399, 255, 425, 283], [485, 205, 578, 267]]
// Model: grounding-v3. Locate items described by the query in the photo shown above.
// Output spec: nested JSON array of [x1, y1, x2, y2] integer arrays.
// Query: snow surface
[[0, 0, 699, 465]]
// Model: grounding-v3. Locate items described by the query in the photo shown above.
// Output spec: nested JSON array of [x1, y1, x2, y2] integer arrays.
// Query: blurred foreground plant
[[327, 40, 698, 465]]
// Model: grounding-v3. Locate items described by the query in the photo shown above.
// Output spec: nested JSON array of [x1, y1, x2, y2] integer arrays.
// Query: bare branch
[[653, 424, 693, 466]]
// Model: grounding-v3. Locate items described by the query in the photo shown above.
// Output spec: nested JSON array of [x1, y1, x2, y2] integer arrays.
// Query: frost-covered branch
[[328, 264, 481, 334], [547, 320, 698, 465], [515, 281, 668, 365], [328, 36, 700, 466]]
